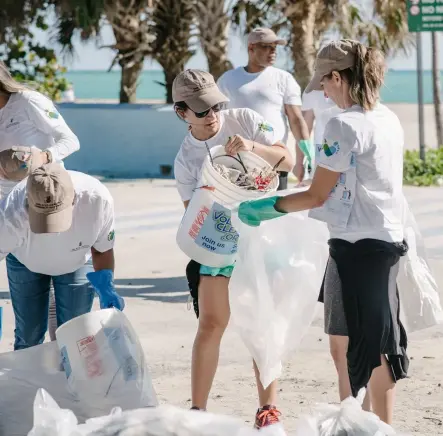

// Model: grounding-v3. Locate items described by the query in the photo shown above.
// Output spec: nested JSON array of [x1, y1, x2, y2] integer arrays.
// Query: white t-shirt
[[0, 171, 115, 275], [0, 90, 80, 197], [217, 67, 302, 144], [316, 104, 404, 243], [174, 108, 279, 202], [301, 91, 342, 161]]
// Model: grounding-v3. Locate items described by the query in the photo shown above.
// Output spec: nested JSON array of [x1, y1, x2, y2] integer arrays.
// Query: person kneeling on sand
[[0, 150, 124, 350]]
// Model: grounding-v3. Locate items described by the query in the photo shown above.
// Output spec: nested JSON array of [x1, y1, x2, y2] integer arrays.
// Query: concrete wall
[[59, 103, 188, 178]]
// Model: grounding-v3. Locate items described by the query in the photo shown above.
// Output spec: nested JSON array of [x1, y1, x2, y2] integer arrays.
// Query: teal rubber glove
[[298, 139, 314, 166], [238, 196, 287, 227], [86, 269, 125, 311]]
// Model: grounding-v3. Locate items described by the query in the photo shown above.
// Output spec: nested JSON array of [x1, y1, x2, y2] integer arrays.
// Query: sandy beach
[[0, 179, 442, 435]]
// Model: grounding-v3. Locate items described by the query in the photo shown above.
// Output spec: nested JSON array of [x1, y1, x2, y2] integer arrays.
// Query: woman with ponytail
[[238, 40, 408, 425]]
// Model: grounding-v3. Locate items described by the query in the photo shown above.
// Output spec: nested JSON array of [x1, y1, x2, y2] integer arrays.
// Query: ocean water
[[65, 69, 443, 104]]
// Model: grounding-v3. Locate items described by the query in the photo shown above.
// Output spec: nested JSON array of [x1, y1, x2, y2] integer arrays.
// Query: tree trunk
[[163, 67, 181, 104], [206, 52, 233, 82], [289, 5, 317, 90], [119, 57, 144, 103], [432, 32, 443, 148]]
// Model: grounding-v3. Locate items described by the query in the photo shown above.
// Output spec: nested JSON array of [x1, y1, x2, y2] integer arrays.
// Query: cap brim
[[304, 72, 323, 93], [29, 205, 73, 234], [185, 89, 230, 113]]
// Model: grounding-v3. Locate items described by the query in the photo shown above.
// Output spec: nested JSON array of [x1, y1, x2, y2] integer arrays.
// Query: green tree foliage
[[0, 11, 69, 102]]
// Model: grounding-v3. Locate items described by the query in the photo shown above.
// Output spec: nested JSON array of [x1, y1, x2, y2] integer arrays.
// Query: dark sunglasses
[[192, 103, 225, 118]]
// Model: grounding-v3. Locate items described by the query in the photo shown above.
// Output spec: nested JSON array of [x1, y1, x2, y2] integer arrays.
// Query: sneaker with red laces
[[254, 405, 281, 428]]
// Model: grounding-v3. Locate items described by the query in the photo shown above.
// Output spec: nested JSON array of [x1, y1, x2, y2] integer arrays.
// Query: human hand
[[86, 269, 125, 311], [225, 135, 254, 155], [0, 146, 45, 181]]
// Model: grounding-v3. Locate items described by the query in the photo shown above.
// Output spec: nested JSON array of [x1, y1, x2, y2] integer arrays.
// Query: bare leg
[[253, 360, 278, 407], [329, 335, 371, 410], [191, 276, 230, 410], [368, 355, 396, 425]]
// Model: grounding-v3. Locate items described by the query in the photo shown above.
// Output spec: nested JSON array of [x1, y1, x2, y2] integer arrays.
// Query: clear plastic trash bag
[[397, 197, 443, 333], [294, 389, 408, 436], [27, 389, 287, 436], [229, 189, 330, 389]]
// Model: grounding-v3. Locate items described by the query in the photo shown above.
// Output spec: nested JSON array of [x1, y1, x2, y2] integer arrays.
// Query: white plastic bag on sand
[[294, 389, 403, 436], [229, 188, 329, 388], [28, 389, 287, 436], [397, 197, 443, 333], [28, 389, 123, 436], [56, 309, 157, 415], [0, 313, 157, 435]]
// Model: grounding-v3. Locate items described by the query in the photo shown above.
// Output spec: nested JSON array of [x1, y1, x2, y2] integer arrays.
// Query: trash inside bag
[[397, 197, 443, 333], [27, 389, 287, 436], [294, 389, 401, 436], [229, 188, 329, 388]]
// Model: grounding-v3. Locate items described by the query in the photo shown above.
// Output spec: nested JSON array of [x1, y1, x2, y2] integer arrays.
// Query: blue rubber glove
[[86, 269, 125, 311], [238, 196, 287, 227], [298, 139, 314, 166]]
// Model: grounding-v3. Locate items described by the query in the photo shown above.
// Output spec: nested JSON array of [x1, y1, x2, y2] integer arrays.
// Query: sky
[[33, 15, 439, 72]]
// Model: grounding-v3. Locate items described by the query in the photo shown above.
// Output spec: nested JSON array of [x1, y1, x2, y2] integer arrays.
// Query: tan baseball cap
[[26, 163, 75, 234], [0, 147, 39, 182], [172, 69, 229, 113], [305, 39, 359, 93], [248, 28, 287, 46]]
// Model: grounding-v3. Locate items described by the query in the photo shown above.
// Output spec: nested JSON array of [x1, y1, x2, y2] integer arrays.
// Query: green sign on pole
[[408, 0, 443, 32]]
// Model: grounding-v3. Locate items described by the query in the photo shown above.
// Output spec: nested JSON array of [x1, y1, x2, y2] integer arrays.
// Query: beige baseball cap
[[172, 69, 229, 113], [26, 163, 75, 234], [248, 28, 287, 46], [0, 147, 38, 182], [305, 39, 359, 93]]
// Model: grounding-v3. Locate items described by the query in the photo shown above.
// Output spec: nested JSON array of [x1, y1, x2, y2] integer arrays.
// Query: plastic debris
[[214, 163, 279, 191]]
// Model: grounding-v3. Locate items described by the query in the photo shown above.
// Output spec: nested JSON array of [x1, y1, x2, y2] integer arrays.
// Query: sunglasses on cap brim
[[192, 103, 225, 118]]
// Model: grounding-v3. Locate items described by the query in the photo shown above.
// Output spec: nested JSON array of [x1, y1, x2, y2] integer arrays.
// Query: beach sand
[[0, 180, 442, 435]]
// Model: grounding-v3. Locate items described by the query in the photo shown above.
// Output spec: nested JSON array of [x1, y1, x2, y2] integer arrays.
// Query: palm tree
[[53, 0, 156, 103], [431, 32, 443, 148], [195, 0, 233, 81], [151, 0, 195, 103]]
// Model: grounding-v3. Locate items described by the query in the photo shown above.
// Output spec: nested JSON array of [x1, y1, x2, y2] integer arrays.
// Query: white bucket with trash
[[56, 308, 157, 413], [176, 145, 280, 268]]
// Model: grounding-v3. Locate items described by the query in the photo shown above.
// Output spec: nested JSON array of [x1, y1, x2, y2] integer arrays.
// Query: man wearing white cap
[[217, 28, 312, 188], [0, 158, 124, 350]]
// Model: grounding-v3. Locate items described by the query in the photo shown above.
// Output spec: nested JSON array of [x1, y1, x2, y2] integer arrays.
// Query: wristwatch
[[43, 149, 53, 164]]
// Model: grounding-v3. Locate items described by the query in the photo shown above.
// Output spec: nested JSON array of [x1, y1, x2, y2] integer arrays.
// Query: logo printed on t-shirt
[[45, 109, 60, 119], [258, 122, 273, 133], [322, 140, 340, 157], [108, 230, 115, 241], [6, 117, 20, 129]]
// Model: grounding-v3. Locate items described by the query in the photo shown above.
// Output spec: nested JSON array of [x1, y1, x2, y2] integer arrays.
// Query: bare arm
[[302, 109, 315, 137], [275, 166, 340, 212], [250, 141, 294, 172], [91, 247, 115, 272], [285, 104, 311, 180], [225, 136, 294, 172]]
